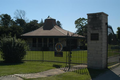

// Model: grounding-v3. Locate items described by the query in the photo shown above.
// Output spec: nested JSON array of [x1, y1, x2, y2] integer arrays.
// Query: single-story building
[[21, 16, 85, 51]]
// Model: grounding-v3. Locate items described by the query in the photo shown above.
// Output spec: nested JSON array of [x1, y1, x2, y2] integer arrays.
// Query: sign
[[91, 33, 99, 41], [55, 43, 63, 52], [54, 52, 63, 57]]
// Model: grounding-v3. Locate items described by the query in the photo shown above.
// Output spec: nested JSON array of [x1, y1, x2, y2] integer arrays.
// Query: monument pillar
[[87, 12, 108, 69]]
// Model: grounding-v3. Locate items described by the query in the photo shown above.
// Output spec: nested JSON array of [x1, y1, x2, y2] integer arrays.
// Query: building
[[21, 17, 85, 51]]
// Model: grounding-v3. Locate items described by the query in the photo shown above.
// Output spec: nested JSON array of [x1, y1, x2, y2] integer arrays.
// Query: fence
[[107, 26, 120, 68]]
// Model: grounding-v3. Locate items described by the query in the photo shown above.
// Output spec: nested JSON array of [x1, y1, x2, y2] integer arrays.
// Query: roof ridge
[[54, 26, 67, 35]]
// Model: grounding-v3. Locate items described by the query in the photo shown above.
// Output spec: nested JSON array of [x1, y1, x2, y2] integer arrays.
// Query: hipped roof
[[21, 16, 85, 38], [21, 25, 84, 38]]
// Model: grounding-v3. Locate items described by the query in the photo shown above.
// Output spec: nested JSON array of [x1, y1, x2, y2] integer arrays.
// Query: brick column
[[87, 12, 108, 69]]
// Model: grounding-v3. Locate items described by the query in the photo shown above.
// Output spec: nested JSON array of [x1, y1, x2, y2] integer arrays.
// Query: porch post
[[52, 38, 54, 50], [42, 38, 43, 47]]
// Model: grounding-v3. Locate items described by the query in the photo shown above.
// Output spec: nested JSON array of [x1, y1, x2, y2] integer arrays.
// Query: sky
[[0, 0, 120, 33]]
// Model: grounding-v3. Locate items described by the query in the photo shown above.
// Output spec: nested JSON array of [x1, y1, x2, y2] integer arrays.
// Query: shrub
[[0, 37, 29, 63]]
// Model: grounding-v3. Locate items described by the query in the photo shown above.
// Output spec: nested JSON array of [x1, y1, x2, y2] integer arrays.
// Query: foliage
[[116, 27, 120, 40], [39, 19, 44, 27], [15, 19, 26, 28], [0, 26, 10, 37], [14, 9, 26, 20], [56, 20, 62, 28], [108, 25, 118, 45], [0, 25, 23, 38], [75, 18, 87, 48], [10, 25, 23, 37], [75, 18, 87, 36], [0, 37, 29, 63], [24, 20, 43, 33], [0, 14, 12, 27]]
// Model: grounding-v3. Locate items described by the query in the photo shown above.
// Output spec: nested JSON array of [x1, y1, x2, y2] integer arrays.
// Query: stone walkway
[[15, 69, 65, 79]]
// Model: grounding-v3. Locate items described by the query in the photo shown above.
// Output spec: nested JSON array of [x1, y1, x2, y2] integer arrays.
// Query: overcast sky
[[0, 0, 120, 33]]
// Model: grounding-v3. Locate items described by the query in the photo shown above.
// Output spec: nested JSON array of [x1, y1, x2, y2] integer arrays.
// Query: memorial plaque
[[91, 33, 99, 40], [54, 52, 63, 57]]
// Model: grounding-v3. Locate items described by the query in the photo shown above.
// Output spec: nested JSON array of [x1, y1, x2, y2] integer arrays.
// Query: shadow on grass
[[73, 68, 108, 78], [91, 68, 120, 80], [88, 68, 108, 79], [53, 64, 62, 68], [74, 67, 120, 80], [0, 61, 24, 66]]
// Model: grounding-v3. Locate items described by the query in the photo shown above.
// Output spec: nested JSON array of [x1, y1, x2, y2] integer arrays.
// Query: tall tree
[[39, 19, 44, 27], [15, 19, 26, 28], [10, 25, 23, 38], [75, 18, 87, 36], [0, 26, 10, 37], [56, 20, 62, 28], [0, 14, 12, 27], [24, 20, 40, 33], [14, 10, 26, 20], [116, 27, 120, 40]]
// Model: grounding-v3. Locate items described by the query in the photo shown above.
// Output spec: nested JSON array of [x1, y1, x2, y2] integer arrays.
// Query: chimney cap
[[47, 16, 55, 19]]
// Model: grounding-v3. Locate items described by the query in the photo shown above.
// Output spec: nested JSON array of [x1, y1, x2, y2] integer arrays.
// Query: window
[[32, 38, 36, 47], [38, 38, 42, 47], [49, 38, 53, 47], [54, 38, 58, 44], [43, 38, 47, 47]]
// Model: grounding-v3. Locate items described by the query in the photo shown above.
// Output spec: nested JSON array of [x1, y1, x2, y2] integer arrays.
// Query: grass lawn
[[0, 51, 87, 64], [24, 51, 87, 64], [0, 49, 118, 79], [24, 72, 91, 80], [108, 45, 120, 57], [0, 60, 108, 80], [0, 61, 65, 77]]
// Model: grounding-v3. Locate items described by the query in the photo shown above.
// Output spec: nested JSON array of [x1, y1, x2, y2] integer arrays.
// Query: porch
[[25, 38, 81, 51]]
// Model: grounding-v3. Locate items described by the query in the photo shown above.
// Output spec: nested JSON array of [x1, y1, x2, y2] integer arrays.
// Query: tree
[[0, 26, 10, 37], [75, 18, 87, 49], [56, 20, 62, 28], [0, 37, 29, 63], [75, 18, 87, 36], [116, 27, 120, 40], [24, 20, 40, 33], [0, 14, 12, 27], [39, 19, 44, 27], [14, 9, 26, 20], [10, 25, 23, 38], [15, 19, 26, 28]]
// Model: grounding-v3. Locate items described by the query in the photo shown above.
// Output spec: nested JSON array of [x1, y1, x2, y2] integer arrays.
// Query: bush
[[0, 37, 29, 63]]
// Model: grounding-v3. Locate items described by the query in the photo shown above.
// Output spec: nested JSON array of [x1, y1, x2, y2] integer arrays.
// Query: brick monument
[[87, 12, 108, 69]]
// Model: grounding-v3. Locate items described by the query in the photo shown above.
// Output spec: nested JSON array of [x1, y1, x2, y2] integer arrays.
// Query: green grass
[[108, 45, 120, 57], [0, 61, 66, 77], [23, 51, 87, 64], [24, 72, 91, 80], [0, 50, 110, 80], [0, 51, 87, 63]]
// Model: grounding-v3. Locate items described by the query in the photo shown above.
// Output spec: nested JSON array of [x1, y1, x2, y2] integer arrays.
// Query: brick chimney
[[43, 16, 56, 30]]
